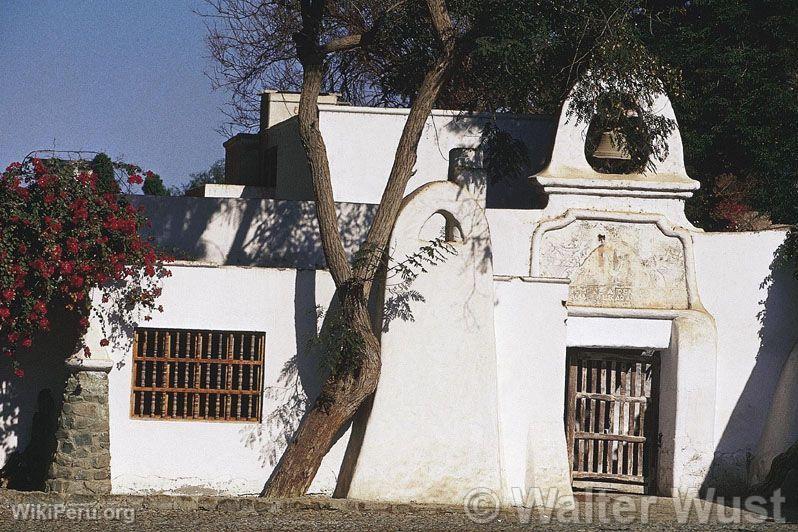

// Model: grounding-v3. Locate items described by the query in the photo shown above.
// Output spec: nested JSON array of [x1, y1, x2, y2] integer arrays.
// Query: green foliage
[[142, 172, 170, 196], [176, 159, 225, 195], [90, 153, 119, 195], [377, 1, 677, 112], [643, 0, 798, 230], [372, 0, 797, 232], [0, 159, 170, 375], [480, 123, 532, 185]]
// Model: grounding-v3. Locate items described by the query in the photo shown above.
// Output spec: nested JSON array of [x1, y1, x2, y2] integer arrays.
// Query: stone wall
[[46, 371, 111, 494]]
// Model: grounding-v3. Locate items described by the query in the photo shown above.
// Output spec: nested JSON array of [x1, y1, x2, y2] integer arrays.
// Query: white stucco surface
[[566, 317, 672, 349], [312, 107, 554, 206], [658, 311, 718, 496], [751, 341, 798, 485], [131, 195, 375, 269], [494, 277, 573, 506], [692, 229, 798, 491], [103, 264, 349, 495], [346, 182, 503, 504]]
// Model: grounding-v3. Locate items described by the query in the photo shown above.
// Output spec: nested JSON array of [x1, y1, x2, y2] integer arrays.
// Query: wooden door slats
[[565, 348, 660, 493]]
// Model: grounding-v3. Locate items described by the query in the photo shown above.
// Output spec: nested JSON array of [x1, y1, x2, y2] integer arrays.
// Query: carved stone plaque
[[539, 219, 689, 309]]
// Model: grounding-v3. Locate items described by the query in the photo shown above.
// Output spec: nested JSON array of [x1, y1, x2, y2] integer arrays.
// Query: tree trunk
[[261, 293, 380, 498], [261, 0, 460, 498]]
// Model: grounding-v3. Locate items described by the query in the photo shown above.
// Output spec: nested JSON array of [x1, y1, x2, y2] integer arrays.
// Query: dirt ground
[[0, 491, 796, 531]]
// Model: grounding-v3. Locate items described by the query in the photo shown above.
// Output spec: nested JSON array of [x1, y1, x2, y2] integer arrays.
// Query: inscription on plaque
[[570, 284, 633, 305], [539, 219, 689, 309]]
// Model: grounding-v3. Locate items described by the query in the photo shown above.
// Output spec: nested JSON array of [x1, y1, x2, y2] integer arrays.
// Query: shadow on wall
[[240, 270, 358, 490], [446, 116, 555, 210], [133, 183, 493, 492], [0, 305, 79, 490], [701, 251, 798, 496], [132, 195, 376, 269]]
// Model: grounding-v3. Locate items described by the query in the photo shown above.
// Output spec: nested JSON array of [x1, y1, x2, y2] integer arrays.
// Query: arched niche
[[418, 210, 464, 243]]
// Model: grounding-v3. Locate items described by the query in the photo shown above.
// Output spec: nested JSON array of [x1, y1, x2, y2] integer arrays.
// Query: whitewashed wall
[[278, 107, 554, 207], [125, 195, 798, 494], [752, 342, 798, 485], [692, 229, 798, 492], [131, 195, 374, 269], [6, 189, 797, 497], [494, 277, 573, 505], [104, 264, 349, 495]]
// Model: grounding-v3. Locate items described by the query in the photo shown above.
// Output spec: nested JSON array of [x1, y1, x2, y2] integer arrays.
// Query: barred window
[[131, 328, 265, 422]]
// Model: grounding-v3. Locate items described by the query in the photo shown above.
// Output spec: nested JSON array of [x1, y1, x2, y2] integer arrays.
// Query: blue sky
[[0, 0, 230, 188]]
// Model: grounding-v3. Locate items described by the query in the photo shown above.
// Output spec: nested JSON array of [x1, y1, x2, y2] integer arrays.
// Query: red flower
[[83, 346, 91, 357], [79, 317, 89, 328], [128, 174, 143, 185], [21, 338, 32, 348], [38, 317, 50, 330], [0, 307, 10, 319], [66, 238, 79, 254], [32, 158, 45, 174], [44, 216, 62, 233], [33, 300, 47, 314], [1, 289, 14, 302], [99, 338, 109, 347], [14, 368, 24, 378]]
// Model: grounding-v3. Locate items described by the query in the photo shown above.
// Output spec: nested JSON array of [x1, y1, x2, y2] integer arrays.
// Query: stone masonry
[[46, 368, 111, 494]]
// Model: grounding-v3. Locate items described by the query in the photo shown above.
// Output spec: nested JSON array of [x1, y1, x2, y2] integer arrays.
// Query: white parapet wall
[[345, 182, 504, 505]]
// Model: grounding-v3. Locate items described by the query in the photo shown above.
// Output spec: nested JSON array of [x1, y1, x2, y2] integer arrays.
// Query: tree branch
[[294, 0, 353, 287], [320, 33, 365, 53], [426, 0, 456, 50], [353, 0, 463, 295]]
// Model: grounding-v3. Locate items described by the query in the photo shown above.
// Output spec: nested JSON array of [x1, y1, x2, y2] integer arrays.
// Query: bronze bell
[[592, 130, 631, 160]]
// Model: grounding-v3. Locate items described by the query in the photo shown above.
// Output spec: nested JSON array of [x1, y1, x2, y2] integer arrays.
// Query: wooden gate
[[565, 348, 660, 494]]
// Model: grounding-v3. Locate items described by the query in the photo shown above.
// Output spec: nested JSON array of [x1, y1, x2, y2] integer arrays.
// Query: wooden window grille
[[131, 328, 265, 422]]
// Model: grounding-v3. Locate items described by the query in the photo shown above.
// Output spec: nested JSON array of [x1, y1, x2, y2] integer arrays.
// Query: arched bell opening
[[584, 95, 652, 175]]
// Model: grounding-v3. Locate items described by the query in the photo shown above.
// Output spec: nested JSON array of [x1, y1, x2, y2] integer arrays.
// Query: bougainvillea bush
[[0, 158, 170, 376]]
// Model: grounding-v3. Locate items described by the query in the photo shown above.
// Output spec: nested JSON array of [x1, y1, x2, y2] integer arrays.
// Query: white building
[[2, 90, 797, 505]]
